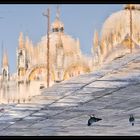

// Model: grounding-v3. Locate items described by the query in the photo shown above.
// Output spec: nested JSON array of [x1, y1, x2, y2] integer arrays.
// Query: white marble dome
[[101, 4, 140, 46]]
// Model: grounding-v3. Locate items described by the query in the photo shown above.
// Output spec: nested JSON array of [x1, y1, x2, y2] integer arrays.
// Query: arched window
[[60, 27, 64, 32], [3, 69, 7, 77], [53, 28, 59, 32]]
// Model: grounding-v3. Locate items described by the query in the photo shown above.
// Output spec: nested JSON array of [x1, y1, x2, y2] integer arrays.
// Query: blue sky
[[0, 4, 123, 73]]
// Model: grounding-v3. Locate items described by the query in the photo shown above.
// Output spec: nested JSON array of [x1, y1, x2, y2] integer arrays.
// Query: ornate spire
[[25, 36, 30, 50], [56, 5, 60, 21], [2, 48, 8, 67], [93, 30, 99, 51], [18, 32, 24, 49], [52, 5, 64, 32], [100, 38, 105, 55]]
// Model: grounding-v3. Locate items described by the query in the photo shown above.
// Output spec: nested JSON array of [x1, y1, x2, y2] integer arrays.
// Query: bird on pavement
[[0, 108, 4, 113], [129, 114, 135, 126], [87, 114, 102, 126]]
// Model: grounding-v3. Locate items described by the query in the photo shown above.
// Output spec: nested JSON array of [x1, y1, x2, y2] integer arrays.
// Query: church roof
[[101, 4, 140, 46]]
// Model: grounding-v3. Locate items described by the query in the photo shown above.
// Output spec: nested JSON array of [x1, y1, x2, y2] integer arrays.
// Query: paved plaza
[[1, 51, 140, 135]]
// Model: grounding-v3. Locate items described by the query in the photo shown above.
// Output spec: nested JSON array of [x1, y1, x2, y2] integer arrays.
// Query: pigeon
[[87, 114, 102, 126], [0, 108, 5, 113], [129, 114, 135, 126]]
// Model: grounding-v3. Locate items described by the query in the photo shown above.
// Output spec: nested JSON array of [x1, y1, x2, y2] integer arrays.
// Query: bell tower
[[2, 48, 9, 81], [54, 6, 64, 82], [55, 32, 64, 82], [17, 32, 28, 83], [52, 6, 64, 33]]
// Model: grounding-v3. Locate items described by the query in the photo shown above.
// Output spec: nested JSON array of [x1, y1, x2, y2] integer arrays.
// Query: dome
[[101, 5, 140, 46], [41, 33, 79, 56]]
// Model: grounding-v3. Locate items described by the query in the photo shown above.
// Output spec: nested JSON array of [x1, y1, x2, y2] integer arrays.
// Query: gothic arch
[[63, 63, 90, 80], [25, 64, 55, 81]]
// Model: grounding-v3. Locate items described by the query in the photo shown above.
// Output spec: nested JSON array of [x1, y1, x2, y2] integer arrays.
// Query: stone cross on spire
[[56, 5, 60, 20]]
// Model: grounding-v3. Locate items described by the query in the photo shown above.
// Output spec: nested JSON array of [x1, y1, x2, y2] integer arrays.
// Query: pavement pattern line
[[1, 51, 140, 135]]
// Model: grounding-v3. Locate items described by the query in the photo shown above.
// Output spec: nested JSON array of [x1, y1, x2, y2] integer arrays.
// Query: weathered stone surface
[[1, 51, 140, 135]]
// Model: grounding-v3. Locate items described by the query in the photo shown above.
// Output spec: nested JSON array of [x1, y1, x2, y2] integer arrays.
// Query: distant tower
[[53, 6, 65, 82], [52, 5, 64, 33], [92, 30, 100, 66], [17, 32, 28, 83], [55, 32, 64, 82], [2, 48, 10, 81]]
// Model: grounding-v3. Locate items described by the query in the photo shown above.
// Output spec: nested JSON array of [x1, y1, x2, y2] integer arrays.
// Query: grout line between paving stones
[[1, 53, 140, 133]]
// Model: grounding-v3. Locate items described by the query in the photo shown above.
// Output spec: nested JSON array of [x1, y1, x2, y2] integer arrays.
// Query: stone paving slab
[[1, 51, 140, 135]]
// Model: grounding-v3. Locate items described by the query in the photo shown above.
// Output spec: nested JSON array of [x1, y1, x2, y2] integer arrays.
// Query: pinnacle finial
[[56, 5, 60, 20], [19, 32, 24, 49], [2, 48, 8, 67]]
